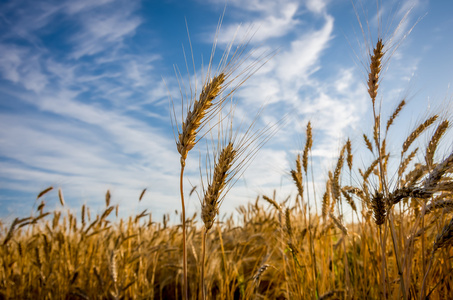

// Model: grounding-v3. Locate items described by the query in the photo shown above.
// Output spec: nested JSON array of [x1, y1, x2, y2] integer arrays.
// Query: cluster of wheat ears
[[1, 4, 453, 300]]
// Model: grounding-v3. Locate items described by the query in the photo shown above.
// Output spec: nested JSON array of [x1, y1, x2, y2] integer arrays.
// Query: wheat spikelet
[[332, 146, 345, 201], [263, 195, 280, 211], [346, 138, 353, 171], [363, 157, 380, 182], [341, 189, 357, 212], [432, 216, 453, 254], [426, 120, 449, 167], [57, 188, 65, 206], [373, 115, 380, 148], [52, 211, 60, 229], [139, 188, 147, 202], [398, 147, 418, 178], [426, 199, 453, 214], [329, 212, 348, 235], [371, 191, 386, 226], [403, 163, 427, 187], [363, 134, 373, 153], [424, 152, 453, 189], [343, 186, 367, 204], [105, 190, 111, 207], [291, 169, 303, 199], [285, 208, 292, 237], [37, 200, 45, 213], [202, 142, 236, 230], [402, 115, 438, 155], [322, 178, 331, 221], [368, 39, 384, 104], [81, 204, 86, 226], [188, 186, 197, 197], [252, 264, 270, 283], [386, 99, 406, 133], [303, 121, 312, 173], [3, 218, 21, 245], [389, 186, 431, 206], [37, 186, 53, 199], [177, 73, 225, 161], [433, 181, 453, 193], [296, 153, 302, 176]]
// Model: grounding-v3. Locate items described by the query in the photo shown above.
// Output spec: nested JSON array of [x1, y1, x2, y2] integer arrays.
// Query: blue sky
[[1, 0, 452, 223]]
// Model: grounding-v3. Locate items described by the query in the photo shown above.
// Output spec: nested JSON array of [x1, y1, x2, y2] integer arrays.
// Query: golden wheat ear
[[200, 105, 285, 230], [170, 20, 275, 166]]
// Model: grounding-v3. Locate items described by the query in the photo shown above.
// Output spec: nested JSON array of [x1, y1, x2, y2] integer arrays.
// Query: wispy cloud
[[68, 1, 142, 59], [215, 2, 300, 44]]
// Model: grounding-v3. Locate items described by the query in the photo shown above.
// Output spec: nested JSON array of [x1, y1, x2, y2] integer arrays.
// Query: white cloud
[[216, 2, 300, 44], [0, 44, 48, 93], [306, 0, 327, 14], [63, 0, 115, 15], [276, 14, 334, 82], [69, 4, 142, 59]]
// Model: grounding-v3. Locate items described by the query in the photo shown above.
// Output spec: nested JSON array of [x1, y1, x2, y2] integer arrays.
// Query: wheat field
[[1, 4, 453, 300]]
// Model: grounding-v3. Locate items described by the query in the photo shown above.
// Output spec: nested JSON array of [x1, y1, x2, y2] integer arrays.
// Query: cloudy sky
[[1, 0, 452, 223]]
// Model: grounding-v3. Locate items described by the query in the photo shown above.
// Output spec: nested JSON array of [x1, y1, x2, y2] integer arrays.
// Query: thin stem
[[379, 226, 387, 299], [180, 159, 188, 300], [201, 227, 207, 300]]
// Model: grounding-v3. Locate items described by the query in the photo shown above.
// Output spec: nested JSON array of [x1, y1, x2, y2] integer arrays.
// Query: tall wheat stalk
[[199, 108, 283, 299], [171, 17, 275, 297]]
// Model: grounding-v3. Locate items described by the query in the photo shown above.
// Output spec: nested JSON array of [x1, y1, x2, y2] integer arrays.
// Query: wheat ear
[[402, 115, 438, 155], [368, 39, 383, 105], [201, 142, 236, 231], [425, 120, 449, 167], [177, 73, 225, 161]]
